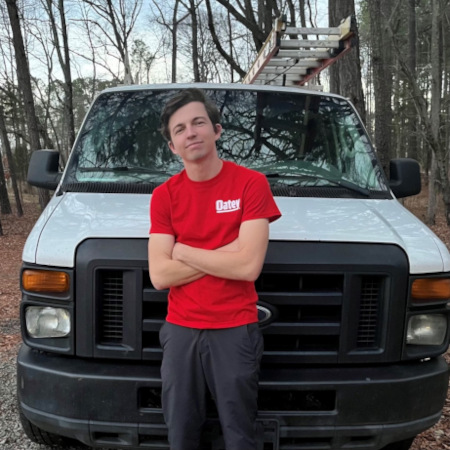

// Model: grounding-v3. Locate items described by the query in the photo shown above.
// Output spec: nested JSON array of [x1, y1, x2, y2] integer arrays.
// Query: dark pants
[[159, 322, 264, 450]]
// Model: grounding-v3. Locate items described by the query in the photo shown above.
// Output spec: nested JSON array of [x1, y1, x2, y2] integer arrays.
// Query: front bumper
[[17, 344, 449, 449]]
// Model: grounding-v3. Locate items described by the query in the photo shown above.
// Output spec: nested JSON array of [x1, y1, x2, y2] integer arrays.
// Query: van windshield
[[62, 88, 389, 198]]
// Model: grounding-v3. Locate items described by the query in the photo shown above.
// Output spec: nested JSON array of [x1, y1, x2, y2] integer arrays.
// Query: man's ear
[[214, 123, 222, 139], [168, 141, 176, 154]]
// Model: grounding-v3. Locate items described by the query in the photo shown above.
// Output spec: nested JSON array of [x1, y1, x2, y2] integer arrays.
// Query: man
[[148, 88, 281, 450]]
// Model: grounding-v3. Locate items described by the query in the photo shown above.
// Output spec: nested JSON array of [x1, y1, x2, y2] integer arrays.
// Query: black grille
[[96, 269, 384, 363], [98, 270, 124, 344], [89, 240, 407, 363]]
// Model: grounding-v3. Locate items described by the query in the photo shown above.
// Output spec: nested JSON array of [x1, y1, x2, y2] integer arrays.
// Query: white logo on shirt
[[216, 199, 241, 213]]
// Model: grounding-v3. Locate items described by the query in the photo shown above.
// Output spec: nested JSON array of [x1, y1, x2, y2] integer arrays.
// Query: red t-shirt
[[150, 160, 281, 329]]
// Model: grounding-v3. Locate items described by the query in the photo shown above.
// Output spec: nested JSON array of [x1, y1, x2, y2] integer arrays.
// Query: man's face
[[168, 101, 222, 163]]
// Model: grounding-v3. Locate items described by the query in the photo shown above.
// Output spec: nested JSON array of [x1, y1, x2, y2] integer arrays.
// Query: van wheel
[[19, 409, 87, 448], [381, 437, 415, 450]]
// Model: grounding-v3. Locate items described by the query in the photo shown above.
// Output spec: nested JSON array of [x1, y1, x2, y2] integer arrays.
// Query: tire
[[381, 437, 415, 450], [19, 408, 87, 448]]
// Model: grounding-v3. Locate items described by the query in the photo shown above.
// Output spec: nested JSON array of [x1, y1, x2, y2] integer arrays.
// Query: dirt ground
[[1, 191, 450, 449]]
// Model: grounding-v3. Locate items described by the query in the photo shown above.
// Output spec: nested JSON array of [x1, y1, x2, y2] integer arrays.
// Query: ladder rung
[[284, 26, 341, 35], [266, 60, 322, 68], [260, 67, 308, 75], [277, 50, 332, 59], [258, 73, 307, 81], [279, 39, 341, 49], [252, 79, 324, 90]]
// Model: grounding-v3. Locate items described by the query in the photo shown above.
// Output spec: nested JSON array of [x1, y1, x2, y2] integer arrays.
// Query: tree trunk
[[368, 0, 393, 175], [427, 153, 437, 225], [426, 0, 442, 224], [105, 0, 133, 84], [172, 0, 180, 83], [0, 155, 12, 215], [58, 0, 76, 151], [189, 0, 200, 82], [406, 0, 418, 161], [329, 0, 366, 124], [0, 105, 23, 216], [5, 0, 50, 209]]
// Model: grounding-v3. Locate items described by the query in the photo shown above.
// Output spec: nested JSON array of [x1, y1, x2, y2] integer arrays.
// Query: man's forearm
[[173, 219, 269, 282], [173, 243, 265, 282], [152, 260, 205, 289]]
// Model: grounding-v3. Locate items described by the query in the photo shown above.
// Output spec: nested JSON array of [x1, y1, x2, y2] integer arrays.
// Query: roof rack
[[243, 15, 356, 88]]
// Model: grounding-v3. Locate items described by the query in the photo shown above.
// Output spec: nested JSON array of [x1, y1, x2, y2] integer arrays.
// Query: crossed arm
[[148, 218, 270, 290]]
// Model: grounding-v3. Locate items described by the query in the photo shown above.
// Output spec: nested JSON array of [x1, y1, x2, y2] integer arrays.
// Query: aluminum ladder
[[243, 15, 356, 88]]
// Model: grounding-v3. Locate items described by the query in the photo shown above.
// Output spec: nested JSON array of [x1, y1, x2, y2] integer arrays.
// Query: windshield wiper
[[264, 172, 371, 197], [78, 166, 169, 175]]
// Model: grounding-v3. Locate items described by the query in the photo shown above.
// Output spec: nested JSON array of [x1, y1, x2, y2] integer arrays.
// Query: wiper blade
[[330, 178, 370, 197], [264, 172, 371, 197], [78, 166, 168, 175]]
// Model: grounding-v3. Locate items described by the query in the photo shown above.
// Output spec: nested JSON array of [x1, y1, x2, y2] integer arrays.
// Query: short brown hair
[[160, 88, 221, 141]]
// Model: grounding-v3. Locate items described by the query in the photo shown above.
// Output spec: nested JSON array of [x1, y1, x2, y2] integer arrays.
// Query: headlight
[[406, 314, 447, 346], [25, 307, 71, 338]]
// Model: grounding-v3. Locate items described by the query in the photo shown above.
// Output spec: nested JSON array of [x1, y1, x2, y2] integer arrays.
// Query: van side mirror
[[389, 158, 421, 199], [27, 150, 62, 190]]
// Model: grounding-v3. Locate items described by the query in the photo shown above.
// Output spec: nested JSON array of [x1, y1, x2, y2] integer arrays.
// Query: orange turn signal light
[[411, 278, 450, 301], [22, 270, 70, 293]]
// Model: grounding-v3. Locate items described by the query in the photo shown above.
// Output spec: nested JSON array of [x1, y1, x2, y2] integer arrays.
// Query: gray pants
[[159, 322, 264, 450]]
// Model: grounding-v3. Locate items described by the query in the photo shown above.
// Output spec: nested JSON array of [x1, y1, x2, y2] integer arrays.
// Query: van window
[[62, 89, 389, 197]]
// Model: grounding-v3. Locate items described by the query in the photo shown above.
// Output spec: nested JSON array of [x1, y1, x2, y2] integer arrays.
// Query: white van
[[18, 83, 450, 450]]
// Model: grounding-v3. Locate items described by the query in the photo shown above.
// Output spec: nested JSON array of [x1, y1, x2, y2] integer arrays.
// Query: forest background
[[0, 0, 449, 232]]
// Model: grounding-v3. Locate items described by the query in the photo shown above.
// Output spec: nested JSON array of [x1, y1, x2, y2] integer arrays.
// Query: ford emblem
[[257, 305, 273, 325]]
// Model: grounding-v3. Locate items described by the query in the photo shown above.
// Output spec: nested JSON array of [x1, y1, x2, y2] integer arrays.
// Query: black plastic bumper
[[17, 344, 449, 450]]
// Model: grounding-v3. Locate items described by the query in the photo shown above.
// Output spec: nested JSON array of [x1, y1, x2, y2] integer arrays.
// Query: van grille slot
[[99, 271, 124, 344], [357, 276, 382, 347]]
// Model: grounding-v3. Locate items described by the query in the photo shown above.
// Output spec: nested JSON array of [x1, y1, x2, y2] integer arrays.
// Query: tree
[[384, 0, 450, 224], [150, 0, 189, 83], [0, 104, 22, 216], [204, 0, 274, 81], [42, 0, 76, 152], [0, 152, 12, 215], [427, 0, 445, 224], [406, 0, 418, 161], [81, 0, 143, 85], [367, 0, 393, 175], [329, 0, 366, 123], [131, 39, 155, 84], [205, 0, 247, 79], [5, 0, 50, 208]]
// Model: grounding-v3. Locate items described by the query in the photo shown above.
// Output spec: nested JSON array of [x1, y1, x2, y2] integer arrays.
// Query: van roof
[[100, 82, 342, 99]]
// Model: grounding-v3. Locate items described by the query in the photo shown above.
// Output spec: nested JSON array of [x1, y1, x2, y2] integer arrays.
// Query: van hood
[[23, 192, 450, 274]]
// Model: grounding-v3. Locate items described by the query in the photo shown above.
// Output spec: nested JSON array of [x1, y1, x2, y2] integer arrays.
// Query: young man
[[148, 88, 281, 450]]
